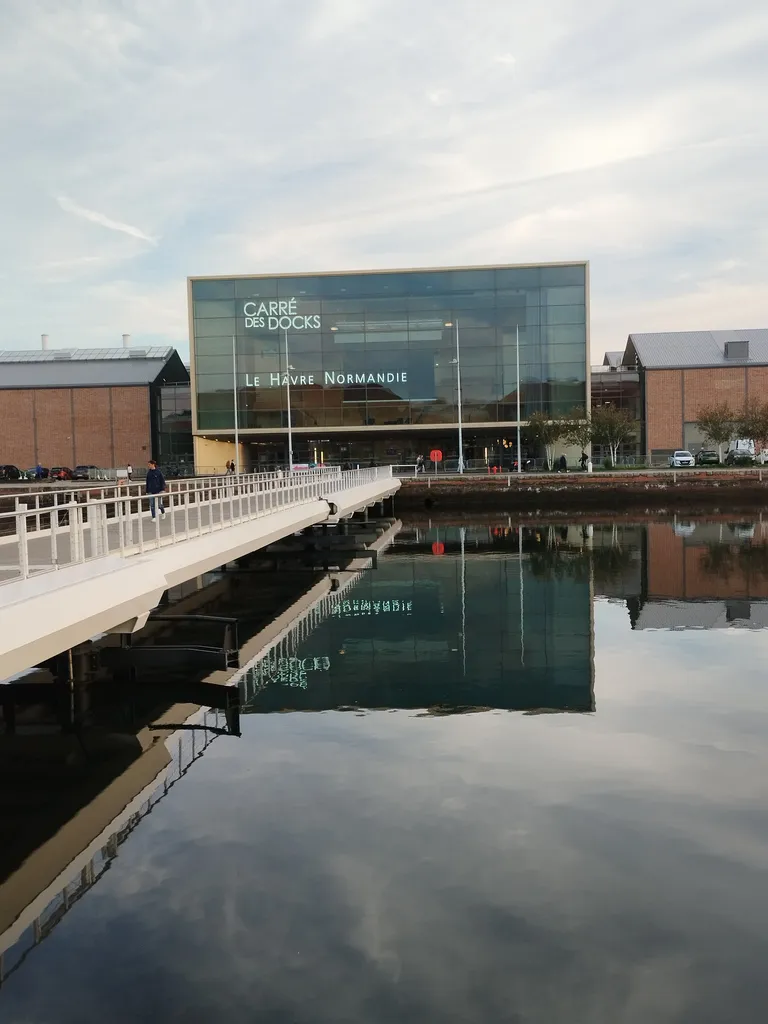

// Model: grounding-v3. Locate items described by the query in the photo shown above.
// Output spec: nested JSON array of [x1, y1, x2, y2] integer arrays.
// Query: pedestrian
[[229, 460, 236, 475], [225, 460, 231, 474], [559, 454, 567, 473], [35, 463, 43, 480], [126, 463, 133, 482], [579, 450, 588, 471], [416, 454, 425, 474], [145, 459, 166, 518]]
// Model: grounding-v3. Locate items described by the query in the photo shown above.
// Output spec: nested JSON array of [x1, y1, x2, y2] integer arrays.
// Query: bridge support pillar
[[107, 613, 151, 635]]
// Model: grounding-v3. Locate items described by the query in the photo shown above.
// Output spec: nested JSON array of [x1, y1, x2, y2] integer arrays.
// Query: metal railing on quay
[[0, 466, 394, 586]]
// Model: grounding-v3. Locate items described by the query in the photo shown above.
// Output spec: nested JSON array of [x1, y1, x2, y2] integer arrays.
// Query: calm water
[[2, 518, 768, 1023]]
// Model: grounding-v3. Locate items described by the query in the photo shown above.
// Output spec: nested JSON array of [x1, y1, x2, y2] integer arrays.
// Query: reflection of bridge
[[0, 703, 231, 987], [0, 467, 399, 681], [0, 522, 405, 984]]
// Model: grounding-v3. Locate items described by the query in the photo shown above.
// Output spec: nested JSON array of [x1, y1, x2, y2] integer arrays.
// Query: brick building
[[0, 347, 192, 473], [621, 329, 768, 458]]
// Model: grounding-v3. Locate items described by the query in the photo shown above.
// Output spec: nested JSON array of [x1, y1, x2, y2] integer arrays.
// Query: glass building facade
[[189, 263, 589, 468], [154, 383, 194, 473]]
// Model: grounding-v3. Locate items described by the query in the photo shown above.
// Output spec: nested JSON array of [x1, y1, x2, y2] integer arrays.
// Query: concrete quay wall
[[395, 470, 768, 512]]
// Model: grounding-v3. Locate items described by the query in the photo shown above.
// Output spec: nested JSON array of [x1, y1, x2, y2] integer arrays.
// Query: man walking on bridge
[[146, 460, 167, 518]]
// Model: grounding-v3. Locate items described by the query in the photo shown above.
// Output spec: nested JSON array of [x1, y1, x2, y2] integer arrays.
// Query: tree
[[590, 405, 636, 467], [527, 411, 566, 470], [738, 400, 768, 458], [696, 402, 736, 462], [563, 407, 592, 453]]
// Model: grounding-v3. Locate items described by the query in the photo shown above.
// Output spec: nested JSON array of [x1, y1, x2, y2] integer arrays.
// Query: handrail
[[0, 467, 394, 586]]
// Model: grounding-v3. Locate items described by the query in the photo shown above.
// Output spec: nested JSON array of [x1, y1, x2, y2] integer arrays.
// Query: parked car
[[726, 439, 755, 465], [673, 520, 697, 537], [49, 466, 73, 481], [728, 522, 756, 541], [725, 449, 754, 466], [0, 465, 22, 481], [72, 464, 100, 480], [668, 450, 694, 468], [23, 466, 50, 480], [696, 449, 719, 466]]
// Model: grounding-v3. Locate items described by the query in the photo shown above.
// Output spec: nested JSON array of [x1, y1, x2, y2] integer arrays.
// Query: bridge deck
[[0, 470, 400, 681]]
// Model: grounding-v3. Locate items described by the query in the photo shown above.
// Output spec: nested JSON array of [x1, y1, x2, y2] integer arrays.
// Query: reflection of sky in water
[[3, 533, 768, 1023]]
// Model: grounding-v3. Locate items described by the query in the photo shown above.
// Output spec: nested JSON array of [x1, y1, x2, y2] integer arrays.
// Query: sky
[[1, 0, 766, 364]]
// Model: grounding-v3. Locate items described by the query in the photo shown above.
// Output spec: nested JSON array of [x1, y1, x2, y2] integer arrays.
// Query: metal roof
[[624, 329, 768, 369], [0, 347, 187, 388], [603, 351, 624, 367]]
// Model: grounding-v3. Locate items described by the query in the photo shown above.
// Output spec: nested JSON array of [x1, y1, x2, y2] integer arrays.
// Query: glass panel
[[542, 342, 585, 365], [463, 402, 495, 422], [195, 337, 230, 358], [448, 268, 496, 291], [541, 325, 586, 347], [495, 267, 541, 289], [194, 317, 237, 338], [321, 274, 397, 299], [406, 294, 455, 312], [244, 410, 283, 429], [234, 278, 277, 298], [195, 354, 235, 376], [448, 290, 497, 310], [191, 279, 235, 300], [194, 300, 236, 319], [196, 373, 232, 393], [276, 276, 326, 297], [540, 285, 585, 306], [242, 387, 284, 411], [365, 402, 412, 426], [540, 304, 586, 326], [544, 362, 586, 381], [343, 403, 368, 425], [539, 264, 585, 286], [404, 271, 454, 296], [322, 300, 370, 320], [409, 400, 452, 424]]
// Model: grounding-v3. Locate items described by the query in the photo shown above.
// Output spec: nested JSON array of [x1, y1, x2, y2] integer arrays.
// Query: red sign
[[430, 449, 443, 463], [432, 541, 445, 556]]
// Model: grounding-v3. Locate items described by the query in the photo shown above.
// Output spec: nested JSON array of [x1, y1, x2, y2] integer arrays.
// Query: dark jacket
[[146, 467, 166, 494]]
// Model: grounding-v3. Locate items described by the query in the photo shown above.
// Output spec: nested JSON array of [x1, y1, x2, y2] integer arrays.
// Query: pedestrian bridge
[[0, 467, 400, 681]]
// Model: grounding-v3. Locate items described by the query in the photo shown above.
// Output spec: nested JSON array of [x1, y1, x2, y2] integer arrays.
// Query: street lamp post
[[231, 335, 240, 474], [444, 320, 464, 473], [284, 329, 294, 472]]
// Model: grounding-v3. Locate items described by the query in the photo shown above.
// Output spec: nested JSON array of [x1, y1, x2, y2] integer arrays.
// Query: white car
[[669, 450, 694, 468]]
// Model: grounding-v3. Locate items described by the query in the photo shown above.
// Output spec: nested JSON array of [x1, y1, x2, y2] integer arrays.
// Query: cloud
[[0, 0, 765, 360], [56, 196, 157, 245]]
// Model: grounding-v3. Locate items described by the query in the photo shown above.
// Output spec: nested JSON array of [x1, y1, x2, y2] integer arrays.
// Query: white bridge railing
[[0, 467, 394, 586]]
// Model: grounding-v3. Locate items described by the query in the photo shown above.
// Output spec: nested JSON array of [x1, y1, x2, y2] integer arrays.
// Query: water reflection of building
[[242, 525, 595, 714], [588, 519, 768, 630], [633, 520, 768, 629]]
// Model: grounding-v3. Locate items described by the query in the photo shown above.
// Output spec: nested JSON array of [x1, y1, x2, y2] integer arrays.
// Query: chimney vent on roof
[[122, 333, 131, 349], [725, 339, 749, 361], [41, 334, 49, 351]]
